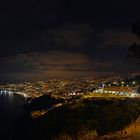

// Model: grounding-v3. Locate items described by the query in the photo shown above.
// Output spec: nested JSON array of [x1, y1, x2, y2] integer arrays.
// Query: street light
[[132, 81, 136, 85]]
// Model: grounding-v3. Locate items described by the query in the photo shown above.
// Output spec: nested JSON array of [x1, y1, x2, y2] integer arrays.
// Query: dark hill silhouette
[[24, 94, 64, 111]]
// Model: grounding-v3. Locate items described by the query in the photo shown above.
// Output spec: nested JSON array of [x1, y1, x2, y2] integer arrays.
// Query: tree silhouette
[[137, 86, 140, 94], [128, 22, 140, 59]]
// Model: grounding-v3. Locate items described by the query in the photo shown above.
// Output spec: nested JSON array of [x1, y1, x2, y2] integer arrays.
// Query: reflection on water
[[0, 91, 26, 140]]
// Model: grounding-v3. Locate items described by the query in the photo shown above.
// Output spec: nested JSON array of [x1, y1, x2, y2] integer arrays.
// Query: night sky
[[0, 0, 140, 82]]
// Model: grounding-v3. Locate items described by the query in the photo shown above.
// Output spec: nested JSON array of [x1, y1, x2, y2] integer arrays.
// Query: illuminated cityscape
[[1, 0, 140, 140], [0, 75, 140, 140], [0, 75, 139, 98]]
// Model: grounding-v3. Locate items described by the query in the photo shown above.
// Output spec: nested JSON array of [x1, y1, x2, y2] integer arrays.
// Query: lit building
[[103, 86, 137, 95]]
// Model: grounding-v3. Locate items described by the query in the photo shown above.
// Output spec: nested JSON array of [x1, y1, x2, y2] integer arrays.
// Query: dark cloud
[[99, 30, 140, 47], [1, 0, 140, 82], [1, 50, 140, 82], [45, 23, 94, 48], [0, 51, 91, 81]]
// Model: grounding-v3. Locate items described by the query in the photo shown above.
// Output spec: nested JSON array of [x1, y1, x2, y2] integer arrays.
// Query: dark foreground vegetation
[[23, 96, 140, 140]]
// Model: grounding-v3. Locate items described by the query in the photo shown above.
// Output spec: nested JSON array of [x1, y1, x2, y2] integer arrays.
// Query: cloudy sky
[[0, 0, 140, 82]]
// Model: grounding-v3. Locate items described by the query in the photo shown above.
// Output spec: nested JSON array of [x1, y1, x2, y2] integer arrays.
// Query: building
[[103, 86, 136, 95]]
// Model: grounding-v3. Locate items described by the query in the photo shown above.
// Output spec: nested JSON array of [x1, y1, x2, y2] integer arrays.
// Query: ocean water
[[0, 91, 26, 140]]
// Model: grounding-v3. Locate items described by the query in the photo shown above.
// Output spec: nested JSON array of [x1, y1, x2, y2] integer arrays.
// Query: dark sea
[[0, 91, 30, 140]]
